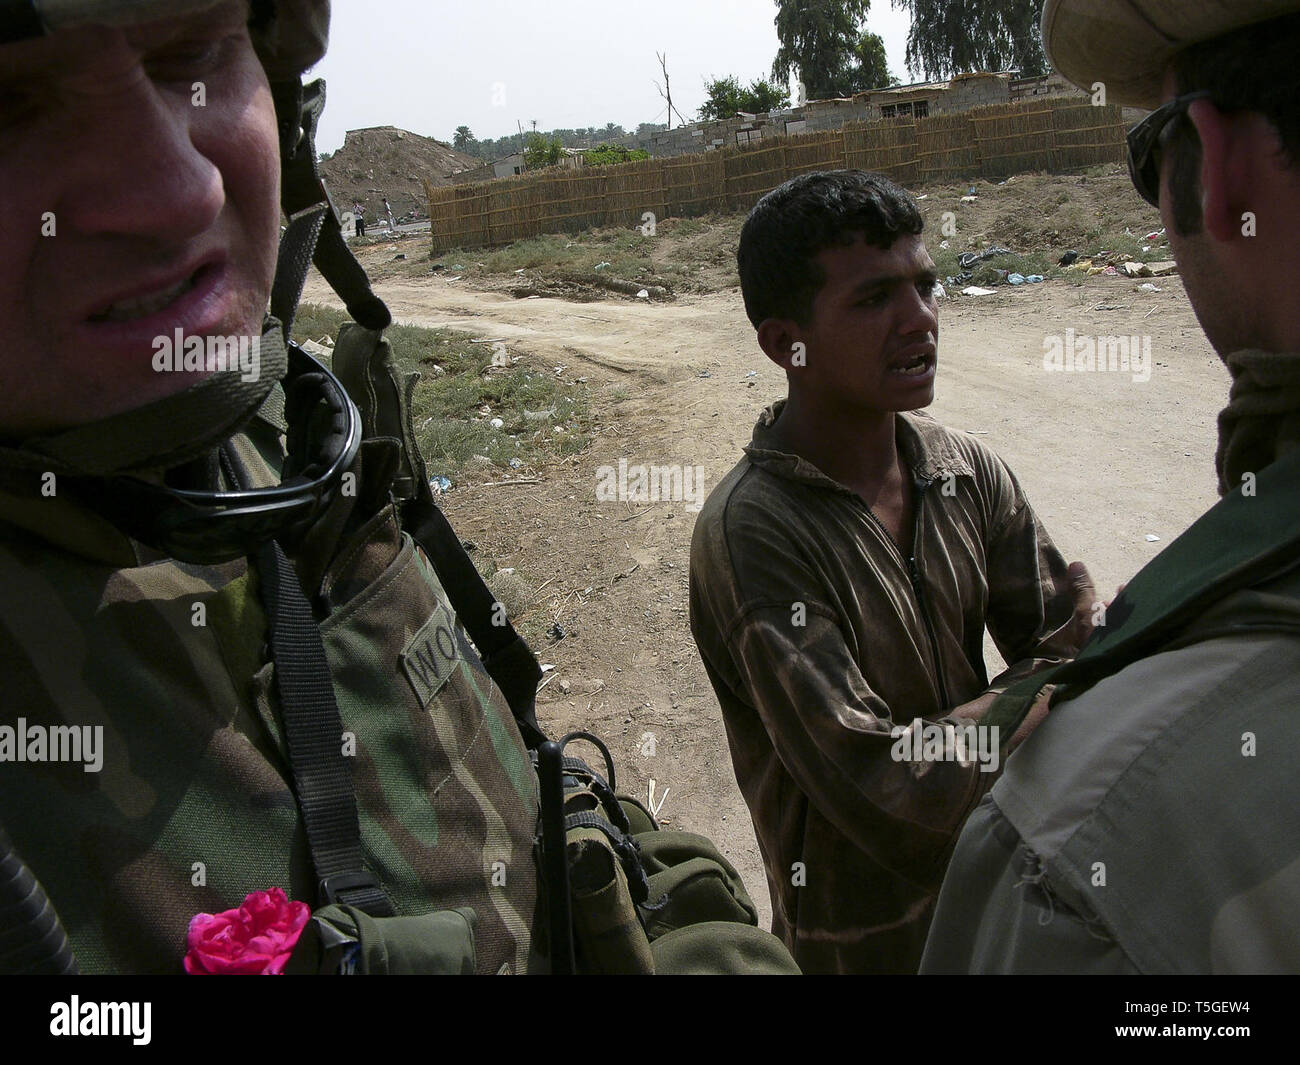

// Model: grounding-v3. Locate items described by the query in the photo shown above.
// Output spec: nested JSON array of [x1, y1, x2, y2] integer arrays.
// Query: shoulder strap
[[985, 447, 1300, 741], [257, 538, 396, 916], [270, 77, 548, 750]]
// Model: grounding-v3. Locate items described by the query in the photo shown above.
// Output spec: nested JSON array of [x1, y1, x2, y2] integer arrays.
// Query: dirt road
[[303, 268, 1225, 930]]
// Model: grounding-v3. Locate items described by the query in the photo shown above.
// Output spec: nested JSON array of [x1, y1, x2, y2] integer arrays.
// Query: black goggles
[[1126, 90, 1214, 207]]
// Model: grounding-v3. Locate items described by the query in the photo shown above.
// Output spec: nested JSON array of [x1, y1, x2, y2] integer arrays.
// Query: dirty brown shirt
[[688, 402, 1078, 974]]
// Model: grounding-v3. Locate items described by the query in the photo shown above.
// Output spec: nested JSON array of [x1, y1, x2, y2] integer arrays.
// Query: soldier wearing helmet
[[0, 0, 541, 974]]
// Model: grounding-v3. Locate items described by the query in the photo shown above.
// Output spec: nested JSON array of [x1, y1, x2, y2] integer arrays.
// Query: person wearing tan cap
[[922, 0, 1300, 974]]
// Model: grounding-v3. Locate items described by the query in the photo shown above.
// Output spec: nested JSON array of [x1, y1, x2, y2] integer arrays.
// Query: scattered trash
[[744, 370, 758, 378], [546, 623, 567, 641], [1058, 250, 1079, 267], [1145, 230, 1164, 242], [594, 261, 611, 271], [1148, 261, 1179, 276], [1139, 282, 1163, 292], [1123, 260, 1153, 278], [946, 270, 974, 286], [299, 339, 332, 357], [489, 417, 504, 429], [1145, 534, 1161, 542], [1141, 246, 1151, 253], [1007, 272, 1026, 285], [636, 289, 650, 299], [933, 282, 947, 300], [393, 253, 406, 260], [523, 408, 555, 422], [916, 194, 928, 200], [557, 678, 571, 695], [430, 475, 452, 494], [452, 264, 464, 271], [514, 268, 526, 274], [967, 429, 989, 435], [939, 240, 949, 249], [960, 195, 978, 204], [961, 286, 998, 297], [508, 457, 523, 469], [1025, 275, 1044, 284], [429, 263, 444, 272], [958, 246, 1012, 269], [445, 275, 462, 283], [968, 186, 977, 196]]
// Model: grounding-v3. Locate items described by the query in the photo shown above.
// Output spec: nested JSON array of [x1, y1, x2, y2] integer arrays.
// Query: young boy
[[688, 170, 1095, 973]]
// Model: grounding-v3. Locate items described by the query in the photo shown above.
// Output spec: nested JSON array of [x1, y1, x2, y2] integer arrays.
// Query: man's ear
[[1187, 99, 1250, 243], [757, 319, 805, 371]]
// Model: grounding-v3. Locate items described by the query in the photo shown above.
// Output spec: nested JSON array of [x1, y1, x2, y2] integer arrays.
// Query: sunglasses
[[1126, 90, 1214, 207]]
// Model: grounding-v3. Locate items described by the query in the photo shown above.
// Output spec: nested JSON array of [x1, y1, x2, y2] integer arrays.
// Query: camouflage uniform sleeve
[[979, 450, 1080, 691], [724, 596, 994, 892]]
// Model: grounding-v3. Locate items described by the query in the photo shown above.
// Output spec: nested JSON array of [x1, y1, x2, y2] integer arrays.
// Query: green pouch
[[286, 904, 478, 974], [650, 922, 802, 975], [637, 831, 759, 936]]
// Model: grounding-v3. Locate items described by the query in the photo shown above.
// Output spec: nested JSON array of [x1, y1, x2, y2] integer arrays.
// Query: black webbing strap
[[271, 203, 328, 339], [563, 811, 651, 905], [256, 539, 395, 916], [404, 493, 547, 749], [276, 77, 391, 332]]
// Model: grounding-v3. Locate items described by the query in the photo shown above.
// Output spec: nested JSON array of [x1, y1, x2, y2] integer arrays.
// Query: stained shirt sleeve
[[978, 451, 1082, 690]]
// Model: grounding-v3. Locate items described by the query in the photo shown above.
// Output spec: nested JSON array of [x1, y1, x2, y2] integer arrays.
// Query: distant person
[[688, 169, 1098, 974], [353, 200, 366, 237], [383, 196, 397, 232], [922, 0, 1300, 974]]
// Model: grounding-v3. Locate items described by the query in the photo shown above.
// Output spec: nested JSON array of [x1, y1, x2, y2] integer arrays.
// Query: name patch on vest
[[400, 605, 461, 706]]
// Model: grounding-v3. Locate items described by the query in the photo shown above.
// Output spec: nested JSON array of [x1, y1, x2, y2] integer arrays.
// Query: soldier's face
[[0, 0, 280, 438]]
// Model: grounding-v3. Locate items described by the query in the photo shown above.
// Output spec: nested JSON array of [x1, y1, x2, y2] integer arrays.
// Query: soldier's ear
[[1186, 99, 1246, 244]]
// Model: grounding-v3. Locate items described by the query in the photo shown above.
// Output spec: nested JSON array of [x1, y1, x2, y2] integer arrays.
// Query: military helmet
[[2, 1, 330, 79]]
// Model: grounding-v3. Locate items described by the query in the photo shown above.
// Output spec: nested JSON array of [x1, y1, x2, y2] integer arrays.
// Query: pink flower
[[184, 888, 311, 975]]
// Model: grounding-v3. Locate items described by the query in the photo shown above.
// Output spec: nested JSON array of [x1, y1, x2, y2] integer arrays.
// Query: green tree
[[699, 75, 792, 121], [585, 143, 651, 166], [848, 30, 898, 91], [453, 125, 475, 151], [890, 0, 1046, 80], [523, 132, 565, 170], [772, 0, 895, 101]]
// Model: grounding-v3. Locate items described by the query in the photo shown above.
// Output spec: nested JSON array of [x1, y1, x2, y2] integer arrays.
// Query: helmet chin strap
[[8, 319, 288, 479]]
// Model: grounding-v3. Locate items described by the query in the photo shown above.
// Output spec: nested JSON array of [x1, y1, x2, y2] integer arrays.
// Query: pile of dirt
[[320, 126, 478, 220]]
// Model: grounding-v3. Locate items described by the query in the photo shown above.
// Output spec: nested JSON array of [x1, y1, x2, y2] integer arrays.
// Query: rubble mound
[[320, 126, 478, 219]]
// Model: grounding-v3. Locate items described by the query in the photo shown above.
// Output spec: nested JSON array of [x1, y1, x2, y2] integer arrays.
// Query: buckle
[[319, 871, 382, 905]]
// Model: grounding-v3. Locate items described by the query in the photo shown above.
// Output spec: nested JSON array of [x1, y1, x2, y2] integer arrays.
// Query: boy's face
[[794, 233, 940, 416], [0, 0, 280, 438]]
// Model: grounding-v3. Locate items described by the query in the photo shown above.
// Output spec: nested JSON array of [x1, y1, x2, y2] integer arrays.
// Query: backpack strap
[[984, 446, 1300, 743]]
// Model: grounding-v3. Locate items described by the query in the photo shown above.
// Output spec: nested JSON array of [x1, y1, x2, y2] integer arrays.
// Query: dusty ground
[[303, 224, 1223, 931]]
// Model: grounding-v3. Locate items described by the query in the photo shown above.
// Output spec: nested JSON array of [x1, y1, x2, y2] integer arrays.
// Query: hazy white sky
[[310, 0, 917, 154]]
